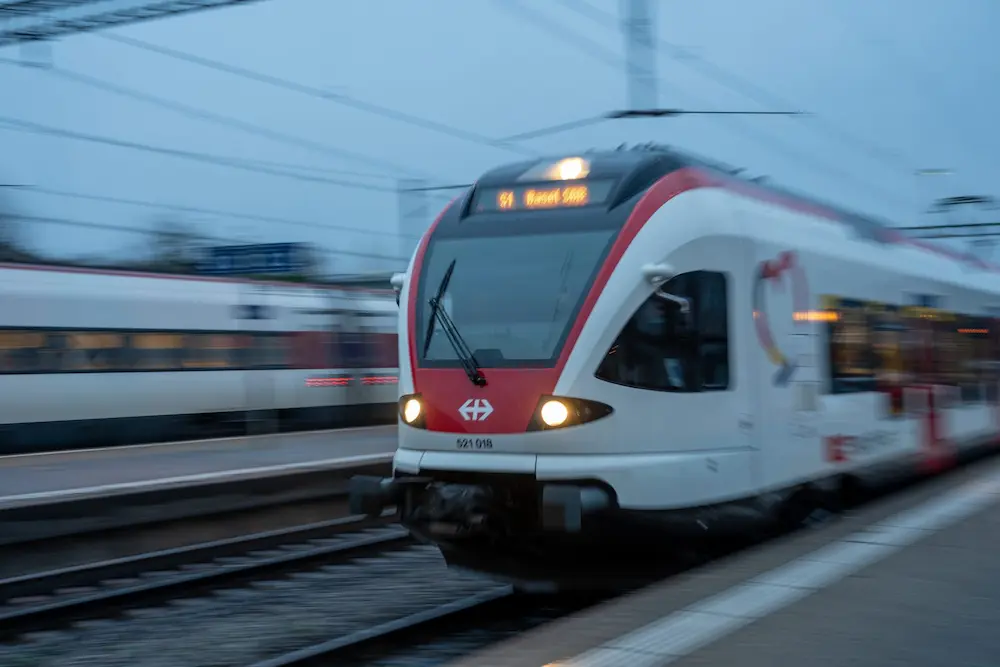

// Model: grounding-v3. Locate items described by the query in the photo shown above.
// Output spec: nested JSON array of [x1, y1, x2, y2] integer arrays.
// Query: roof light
[[555, 157, 588, 180]]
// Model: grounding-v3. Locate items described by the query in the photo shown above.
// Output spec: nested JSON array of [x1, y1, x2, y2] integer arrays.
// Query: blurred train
[[351, 145, 1000, 583], [0, 263, 399, 455]]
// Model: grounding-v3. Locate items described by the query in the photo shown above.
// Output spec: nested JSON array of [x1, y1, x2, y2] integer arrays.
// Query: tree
[[0, 188, 35, 262], [142, 215, 201, 273]]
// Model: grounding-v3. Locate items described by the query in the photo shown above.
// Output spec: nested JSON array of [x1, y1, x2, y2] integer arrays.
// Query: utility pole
[[621, 0, 657, 110]]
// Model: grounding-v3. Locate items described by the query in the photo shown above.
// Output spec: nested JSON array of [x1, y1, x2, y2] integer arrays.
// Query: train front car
[[351, 148, 755, 580]]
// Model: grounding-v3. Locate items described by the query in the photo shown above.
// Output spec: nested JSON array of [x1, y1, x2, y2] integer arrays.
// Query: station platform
[[447, 457, 1000, 667], [0, 425, 397, 509]]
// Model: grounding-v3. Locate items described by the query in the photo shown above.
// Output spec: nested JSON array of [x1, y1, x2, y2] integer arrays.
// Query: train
[[0, 263, 399, 455], [350, 144, 1000, 584]]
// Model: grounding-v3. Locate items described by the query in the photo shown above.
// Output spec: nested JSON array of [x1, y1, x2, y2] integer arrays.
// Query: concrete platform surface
[[445, 458, 1000, 667], [0, 426, 396, 507]]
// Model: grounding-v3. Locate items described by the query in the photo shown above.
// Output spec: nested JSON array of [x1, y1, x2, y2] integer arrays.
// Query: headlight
[[540, 400, 569, 427], [402, 398, 422, 424], [527, 395, 614, 431]]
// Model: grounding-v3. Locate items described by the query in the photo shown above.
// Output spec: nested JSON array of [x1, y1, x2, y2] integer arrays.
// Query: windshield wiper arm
[[429, 298, 486, 386], [423, 259, 456, 358], [421, 259, 486, 387]]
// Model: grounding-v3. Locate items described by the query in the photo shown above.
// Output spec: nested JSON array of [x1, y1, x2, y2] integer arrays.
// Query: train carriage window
[[0, 330, 45, 373], [870, 306, 906, 415], [230, 334, 254, 368], [65, 332, 125, 371], [989, 318, 1000, 402], [956, 316, 989, 403], [183, 333, 235, 369], [132, 332, 184, 370], [828, 299, 875, 394], [900, 307, 935, 386], [595, 271, 729, 392], [250, 333, 288, 369]]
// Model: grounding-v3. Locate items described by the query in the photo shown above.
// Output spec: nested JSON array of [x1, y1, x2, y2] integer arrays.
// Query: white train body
[[350, 147, 1000, 578], [0, 264, 399, 453]]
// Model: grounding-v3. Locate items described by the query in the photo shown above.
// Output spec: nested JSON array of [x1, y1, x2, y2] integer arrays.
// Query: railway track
[[0, 512, 408, 641], [250, 585, 612, 667], [6, 448, 1000, 666]]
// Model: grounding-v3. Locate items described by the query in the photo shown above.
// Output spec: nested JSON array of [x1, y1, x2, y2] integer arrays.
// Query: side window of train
[[595, 271, 730, 392], [869, 305, 906, 416], [827, 299, 876, 394]]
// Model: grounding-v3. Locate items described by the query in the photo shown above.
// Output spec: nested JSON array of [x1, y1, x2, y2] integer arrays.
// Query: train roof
[[472, 143, 997, 273], [0, 261, 396, 296]]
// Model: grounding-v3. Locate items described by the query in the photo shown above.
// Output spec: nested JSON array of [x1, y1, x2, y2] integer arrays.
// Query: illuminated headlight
[[540, 400, 569, 427], [402, 398, 422, 424], [528, 395, 614, 431]]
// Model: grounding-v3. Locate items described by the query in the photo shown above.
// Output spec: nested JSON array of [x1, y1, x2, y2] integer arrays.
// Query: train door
[[750, 241, 821, 490], [239, 282, 277, 435], [669, 223, 761, 491]]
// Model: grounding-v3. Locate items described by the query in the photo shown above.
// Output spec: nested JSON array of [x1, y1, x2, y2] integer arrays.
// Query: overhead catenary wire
[[22, 186, 423, 240], [555, 0, 919, 174], [97, 32, 540, 159], [0, 57, 427, 179], [0, 114, 401, 193], [494, 0, 916, 210]]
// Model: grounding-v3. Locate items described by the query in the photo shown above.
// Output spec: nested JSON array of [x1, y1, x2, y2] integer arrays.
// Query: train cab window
[[595, 271, 730, 392]]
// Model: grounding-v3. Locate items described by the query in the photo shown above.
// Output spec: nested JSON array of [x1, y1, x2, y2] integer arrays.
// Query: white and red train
[[0, 263, 399, 454], [351, 144, 1000, 581]]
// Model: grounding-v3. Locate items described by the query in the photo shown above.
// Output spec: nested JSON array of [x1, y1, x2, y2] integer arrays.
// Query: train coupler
[[348, 475, 432, 517]]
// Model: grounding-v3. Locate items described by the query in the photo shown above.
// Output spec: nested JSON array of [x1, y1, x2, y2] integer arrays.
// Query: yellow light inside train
[[794, 310, 839, 322], [554, 157, 589, 181], [540, 400, 569, 427], [402, 398, 422, 424]]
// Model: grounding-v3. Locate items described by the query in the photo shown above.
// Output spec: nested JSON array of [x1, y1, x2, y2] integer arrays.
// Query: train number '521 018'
[[456, 438, 493, 450]]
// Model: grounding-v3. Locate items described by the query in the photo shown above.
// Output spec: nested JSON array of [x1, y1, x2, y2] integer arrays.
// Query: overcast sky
[[0, 0, 997, 274]]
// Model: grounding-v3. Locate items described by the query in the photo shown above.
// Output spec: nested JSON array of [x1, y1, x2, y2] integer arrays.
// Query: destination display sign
[[473, 179, 616, 213]]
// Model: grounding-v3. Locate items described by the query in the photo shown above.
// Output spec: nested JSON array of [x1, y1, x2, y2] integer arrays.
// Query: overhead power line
[[97, 33, 539, 158], [495, 0, 914, 209], [498, 115, 608, 142], [23, 186, 423, 240], [0, 114, 399, 192], [0, 57, 426, 179], [556, 0, 918, 174], [9, 212, 404, 262], [606, 109, 806, 118]]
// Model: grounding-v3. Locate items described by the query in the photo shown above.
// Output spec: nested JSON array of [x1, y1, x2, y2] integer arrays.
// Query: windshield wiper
[[422, 260, 486, 387]]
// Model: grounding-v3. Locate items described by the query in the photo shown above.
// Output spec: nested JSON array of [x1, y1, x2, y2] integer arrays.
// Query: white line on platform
[[0, 452, 394, 506], [565, 464, 1000, 667], [0, 424, 397, 461]]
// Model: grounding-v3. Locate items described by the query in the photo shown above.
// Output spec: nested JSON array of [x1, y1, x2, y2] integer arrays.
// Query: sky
[[0, 0, 998, 275]]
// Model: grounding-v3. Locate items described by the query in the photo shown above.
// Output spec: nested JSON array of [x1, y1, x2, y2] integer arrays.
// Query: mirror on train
[[390, 272, 406, 306], [641, 261, 677, 286]]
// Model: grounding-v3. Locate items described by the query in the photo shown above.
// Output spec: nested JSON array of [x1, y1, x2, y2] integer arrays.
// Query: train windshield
[[416, 229, 616, 368]]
